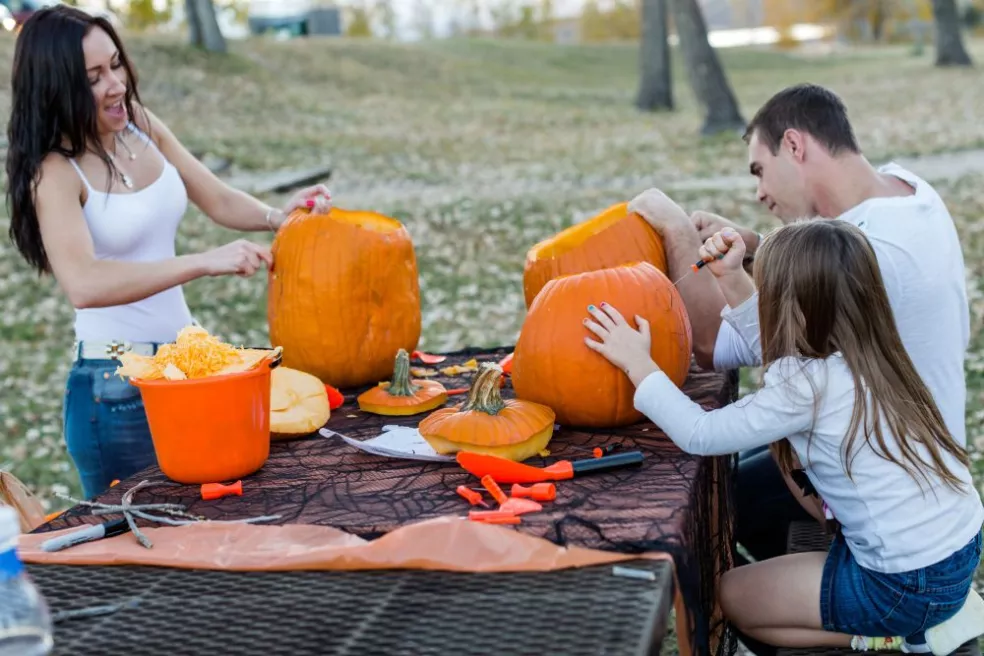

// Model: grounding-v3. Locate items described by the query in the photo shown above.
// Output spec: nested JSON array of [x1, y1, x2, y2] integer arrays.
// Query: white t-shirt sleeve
[[712, 293, 764, 370], [633, 356, 822, 455]]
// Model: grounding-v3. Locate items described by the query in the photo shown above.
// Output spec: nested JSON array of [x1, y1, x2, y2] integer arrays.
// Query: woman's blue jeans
[[63, 355, 159, 500]]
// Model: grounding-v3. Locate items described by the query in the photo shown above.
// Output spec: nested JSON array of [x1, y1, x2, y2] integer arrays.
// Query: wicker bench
[[774, 521, 981, 656]]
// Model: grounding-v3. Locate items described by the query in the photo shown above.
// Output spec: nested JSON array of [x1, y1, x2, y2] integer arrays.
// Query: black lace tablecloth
[[33, 346, 739, 656]]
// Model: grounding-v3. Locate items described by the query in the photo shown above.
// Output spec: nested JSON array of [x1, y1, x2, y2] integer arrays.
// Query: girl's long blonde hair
[[755, 220, 969, 493]]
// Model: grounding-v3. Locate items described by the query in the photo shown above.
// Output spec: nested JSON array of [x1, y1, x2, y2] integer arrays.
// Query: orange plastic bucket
[[130, 353, 279, 484]]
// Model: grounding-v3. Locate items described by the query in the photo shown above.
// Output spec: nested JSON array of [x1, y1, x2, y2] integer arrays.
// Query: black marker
[[40, 518, 131, 553]]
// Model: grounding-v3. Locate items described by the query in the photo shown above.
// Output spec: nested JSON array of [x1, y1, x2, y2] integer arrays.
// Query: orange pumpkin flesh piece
[[512, 261, 692, 428], [523, 201, 668, 308], [267, 207, 422, 389], [419, 363, 555, 462], [357, 349, 448, 416]]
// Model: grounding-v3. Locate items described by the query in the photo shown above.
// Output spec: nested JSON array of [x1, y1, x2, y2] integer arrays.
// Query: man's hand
[[628, 189, 692, 236], [691, 211, 761, 257]]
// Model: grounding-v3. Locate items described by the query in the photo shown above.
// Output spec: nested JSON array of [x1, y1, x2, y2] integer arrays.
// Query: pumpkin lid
[[285, 206, 406, 235], [526, 201, 632, 262]]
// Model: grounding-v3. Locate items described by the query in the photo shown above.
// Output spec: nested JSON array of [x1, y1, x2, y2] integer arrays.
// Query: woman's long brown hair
[[755, 220, 969, 493]]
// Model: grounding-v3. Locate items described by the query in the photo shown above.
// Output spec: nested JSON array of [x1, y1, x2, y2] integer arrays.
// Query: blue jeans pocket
[[63, 361, 158, 499], [922, 532, 982, 596]]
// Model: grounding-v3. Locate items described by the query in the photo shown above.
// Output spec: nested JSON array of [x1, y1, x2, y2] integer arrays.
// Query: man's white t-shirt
[[711, 163, 971, 447]]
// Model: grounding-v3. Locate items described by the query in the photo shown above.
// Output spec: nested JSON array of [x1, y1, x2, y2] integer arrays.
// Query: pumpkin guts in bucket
[[118, 327, 283, 484]]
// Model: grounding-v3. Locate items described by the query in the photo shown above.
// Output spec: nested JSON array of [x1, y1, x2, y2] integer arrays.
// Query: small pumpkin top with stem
[[418, 362, 556, 462], [357, 348, 448, 415]]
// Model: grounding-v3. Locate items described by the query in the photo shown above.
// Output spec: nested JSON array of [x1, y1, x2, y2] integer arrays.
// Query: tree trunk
[[635, 0, 673, 111], [187, 0, 227, 53], [931, 0, 973, 66], [185, 0, 201, 45], [669, 0, 745, 135]]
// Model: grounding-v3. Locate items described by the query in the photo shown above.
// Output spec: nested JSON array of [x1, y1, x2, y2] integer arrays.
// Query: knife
[[457, 450, 644, 484]]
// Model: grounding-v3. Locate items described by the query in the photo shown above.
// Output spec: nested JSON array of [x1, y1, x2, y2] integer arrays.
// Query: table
[[26, 346, 739, 656], [27, 558, 674, 655]]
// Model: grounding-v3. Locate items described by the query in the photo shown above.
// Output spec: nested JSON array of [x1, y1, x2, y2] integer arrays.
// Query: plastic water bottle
[[0, 505, 53, 656]]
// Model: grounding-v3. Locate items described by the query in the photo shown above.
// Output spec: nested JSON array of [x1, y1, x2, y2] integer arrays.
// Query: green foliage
[[122, 0, 174, 30]]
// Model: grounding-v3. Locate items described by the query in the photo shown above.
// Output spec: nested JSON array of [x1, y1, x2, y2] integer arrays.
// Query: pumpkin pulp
[[357, 349, 448, 416], [419, 363, 555, 462]]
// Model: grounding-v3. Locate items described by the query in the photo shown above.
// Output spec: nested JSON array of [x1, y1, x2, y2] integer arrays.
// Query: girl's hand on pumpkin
[[583, 303, 658, 384], [199, 239, 273, 278], [698, 228, 746, 277], [283, 184, 332, 217]]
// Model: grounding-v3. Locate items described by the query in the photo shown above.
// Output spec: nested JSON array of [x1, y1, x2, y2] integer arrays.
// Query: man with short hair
[[628, 83, 977, 655]]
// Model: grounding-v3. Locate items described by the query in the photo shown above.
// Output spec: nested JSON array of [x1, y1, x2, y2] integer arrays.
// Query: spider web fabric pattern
[[37, 346, 739, 656]]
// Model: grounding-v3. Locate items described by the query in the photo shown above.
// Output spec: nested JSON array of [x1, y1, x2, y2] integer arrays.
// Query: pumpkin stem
[[460, 363, 506, 415], [387, 349, 419, 397]]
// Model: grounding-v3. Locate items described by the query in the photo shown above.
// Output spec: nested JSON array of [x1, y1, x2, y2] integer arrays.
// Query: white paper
[[319, 425, 455, 462]]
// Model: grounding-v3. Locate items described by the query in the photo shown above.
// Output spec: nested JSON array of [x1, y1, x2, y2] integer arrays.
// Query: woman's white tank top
[[68, 123, 196, 344]]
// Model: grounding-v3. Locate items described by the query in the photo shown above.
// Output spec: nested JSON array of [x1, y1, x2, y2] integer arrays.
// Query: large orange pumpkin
[[522, 202, 668, 308], [268, 207, 422, 388], [511, 261, 692, 428]]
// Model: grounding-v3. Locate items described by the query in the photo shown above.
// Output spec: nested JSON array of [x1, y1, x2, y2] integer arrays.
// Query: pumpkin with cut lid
[[267, 207, 422, 389], [418, 362, 555, 462]]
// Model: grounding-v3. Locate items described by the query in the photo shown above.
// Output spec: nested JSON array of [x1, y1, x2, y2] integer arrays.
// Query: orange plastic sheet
[[20, 515, 689, 654], [19, 515, 671, 573]]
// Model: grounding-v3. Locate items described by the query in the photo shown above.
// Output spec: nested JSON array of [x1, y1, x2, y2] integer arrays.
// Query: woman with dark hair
[[6, 5, 332, 499]]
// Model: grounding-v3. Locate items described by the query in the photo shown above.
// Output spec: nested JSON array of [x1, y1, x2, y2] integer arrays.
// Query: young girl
[[6, 7, 331, 499], [583, 220, 984, 655]]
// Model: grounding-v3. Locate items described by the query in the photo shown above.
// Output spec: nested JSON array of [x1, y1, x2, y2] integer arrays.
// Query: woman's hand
[[197, 239, 274, 278], [283, 184, 332, 216], [583, 303, 660, 386]]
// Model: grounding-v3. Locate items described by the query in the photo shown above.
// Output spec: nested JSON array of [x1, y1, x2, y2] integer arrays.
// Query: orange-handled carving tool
[[511, 482, 556, 501], [480, 474, 509, 505], [468, 510, 520, 524], [499, 498, 542, 515], [201, 480, 243, 500], [457, 451, 644, 484], [456, 485, 488, 507]]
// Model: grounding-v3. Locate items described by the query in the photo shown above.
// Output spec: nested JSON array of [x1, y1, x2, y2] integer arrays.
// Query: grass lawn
[[0, 32, 982, 648]]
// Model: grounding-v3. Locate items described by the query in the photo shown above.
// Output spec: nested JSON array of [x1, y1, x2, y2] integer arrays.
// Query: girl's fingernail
[[587, 304, 595, 310], [306, 199, 315, 208]]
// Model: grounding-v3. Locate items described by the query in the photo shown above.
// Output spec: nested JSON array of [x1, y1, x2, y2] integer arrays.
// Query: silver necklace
[[116, 133, 137, 161], [108, 134, 137, 189]]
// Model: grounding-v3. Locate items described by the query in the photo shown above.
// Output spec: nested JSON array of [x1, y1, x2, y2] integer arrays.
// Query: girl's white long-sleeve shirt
[[634, 293, 983, 574]]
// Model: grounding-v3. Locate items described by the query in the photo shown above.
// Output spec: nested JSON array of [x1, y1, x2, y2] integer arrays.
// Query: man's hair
[[743, 83, 861, 156]]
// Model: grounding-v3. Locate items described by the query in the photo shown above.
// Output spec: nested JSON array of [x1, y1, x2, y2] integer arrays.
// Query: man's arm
[[628, 190, 730, 370]]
